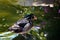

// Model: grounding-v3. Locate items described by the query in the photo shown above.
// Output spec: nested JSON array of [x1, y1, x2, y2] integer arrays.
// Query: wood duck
[[8, 14, 37, 34]]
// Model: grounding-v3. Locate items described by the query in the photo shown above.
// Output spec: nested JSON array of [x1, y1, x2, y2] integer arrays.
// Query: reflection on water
[[0, 26, 41, 40], [0, 32, 19, 40]]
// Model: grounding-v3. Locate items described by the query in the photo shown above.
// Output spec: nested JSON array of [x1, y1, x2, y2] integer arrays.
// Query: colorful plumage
[[8, 14, 37, 34]]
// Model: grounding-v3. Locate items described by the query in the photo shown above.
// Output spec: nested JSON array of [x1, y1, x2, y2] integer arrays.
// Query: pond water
[[0, 26, 40, 40], [0, 32, 19, 40]]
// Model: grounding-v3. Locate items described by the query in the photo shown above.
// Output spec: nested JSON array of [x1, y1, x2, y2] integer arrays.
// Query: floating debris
[[2, 18, 6, 21], [3, 24, 9, 27], [42, 15, 44, 16], [6, 24, 9, 27], [16, 10, 20, 14], [0, 24, 2, 27], [3, 25, 6, 27], [16, 10, 23, 14], [40, 37, 42, 39], [20, 11, 23, 13]]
